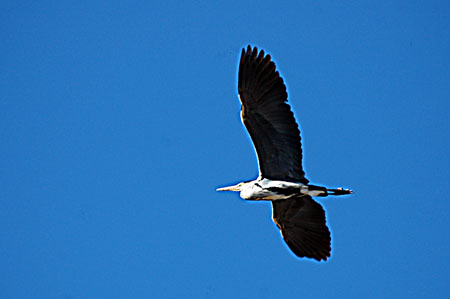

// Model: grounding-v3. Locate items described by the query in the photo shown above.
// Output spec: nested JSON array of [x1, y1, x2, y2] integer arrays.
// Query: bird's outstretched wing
[[272, 196, 331, 261], [238, 45, 308, 184]]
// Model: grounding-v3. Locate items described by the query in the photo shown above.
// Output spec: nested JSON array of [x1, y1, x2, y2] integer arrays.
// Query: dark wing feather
[[272, 196, 331, 261], [238, 45, 308, 183]]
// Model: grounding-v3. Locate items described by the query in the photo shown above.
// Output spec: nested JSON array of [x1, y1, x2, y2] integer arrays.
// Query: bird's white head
[[216, 182, 246, 192]]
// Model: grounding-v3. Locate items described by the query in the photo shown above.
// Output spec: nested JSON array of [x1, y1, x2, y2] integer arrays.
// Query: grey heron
[[217, 45, 352, 261]]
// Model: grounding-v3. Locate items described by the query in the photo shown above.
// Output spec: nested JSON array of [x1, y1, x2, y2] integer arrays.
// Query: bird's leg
[[304, 185, 353, 197], [326, 188, 353, 196]]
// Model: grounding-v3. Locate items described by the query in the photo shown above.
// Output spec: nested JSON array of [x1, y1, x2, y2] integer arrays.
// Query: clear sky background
[[1, 1, 449, 298]]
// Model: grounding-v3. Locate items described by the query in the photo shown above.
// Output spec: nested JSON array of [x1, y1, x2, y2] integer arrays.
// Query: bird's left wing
[[272, 195, 331, 261], [238, 46, 308, 183]]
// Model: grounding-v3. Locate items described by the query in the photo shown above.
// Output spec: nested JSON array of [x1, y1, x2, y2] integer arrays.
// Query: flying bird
[[217, 45, 352, 261]]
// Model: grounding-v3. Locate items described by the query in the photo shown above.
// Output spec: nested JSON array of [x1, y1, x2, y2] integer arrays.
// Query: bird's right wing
[[272, 195, 331, 261], [238, 46, 308, 184]]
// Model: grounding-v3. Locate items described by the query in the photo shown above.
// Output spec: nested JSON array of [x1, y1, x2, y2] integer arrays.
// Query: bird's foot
[[327, 188, 353, 195]]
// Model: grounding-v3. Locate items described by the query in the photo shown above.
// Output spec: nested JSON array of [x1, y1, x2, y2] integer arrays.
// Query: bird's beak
[[216, 184, 240, 192]]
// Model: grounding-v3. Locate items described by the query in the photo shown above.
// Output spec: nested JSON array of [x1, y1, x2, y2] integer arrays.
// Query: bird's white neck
[[239, 178, 305, 200]]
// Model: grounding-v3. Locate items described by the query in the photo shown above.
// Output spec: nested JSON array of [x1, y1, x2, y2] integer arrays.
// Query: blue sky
[[1, 1, 449, 298]]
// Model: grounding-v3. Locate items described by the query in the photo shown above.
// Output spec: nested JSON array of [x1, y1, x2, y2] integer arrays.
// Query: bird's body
[[217, 178, 336, 200], [217, 46, 352, 261]]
